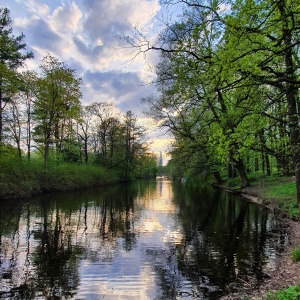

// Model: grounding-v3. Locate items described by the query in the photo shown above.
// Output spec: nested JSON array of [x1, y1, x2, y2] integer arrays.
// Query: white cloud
[[2, 0, 170, 154], [50, 2, 82, 33], [25, 0, 49, 16]]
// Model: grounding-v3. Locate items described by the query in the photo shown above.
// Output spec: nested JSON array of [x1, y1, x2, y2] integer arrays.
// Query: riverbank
[[220, 178, 300, 299], [0, 158, 120, 200]]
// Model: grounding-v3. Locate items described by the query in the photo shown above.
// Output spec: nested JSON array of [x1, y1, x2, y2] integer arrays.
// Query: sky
[[1, 0, 176, 161]]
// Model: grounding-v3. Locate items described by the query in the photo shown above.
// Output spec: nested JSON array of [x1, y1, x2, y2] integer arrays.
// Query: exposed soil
[[220, 185, 300, 299]]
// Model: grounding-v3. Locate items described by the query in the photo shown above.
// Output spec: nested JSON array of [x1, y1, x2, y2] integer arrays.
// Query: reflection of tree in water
[[30, 198, 82, 299], [0, 199, 28, 299], [0, 181, 153, 298], [0, 180, 286, 299], [149, 184, 288, 298]]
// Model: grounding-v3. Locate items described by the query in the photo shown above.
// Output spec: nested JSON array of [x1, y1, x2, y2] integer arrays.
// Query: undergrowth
[[266, 285, 300, 300], [0, 157, 119, 199]]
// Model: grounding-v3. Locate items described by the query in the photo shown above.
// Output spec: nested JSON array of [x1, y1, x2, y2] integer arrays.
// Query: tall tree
[[89, 102, 117, 165], [122, 110, 148, 180], [224, 0, 300, 200], [0, 7, 33, 143], [20, 70, 38, 160], [77, 105, 94, 164], [33, 54, 82, 169]]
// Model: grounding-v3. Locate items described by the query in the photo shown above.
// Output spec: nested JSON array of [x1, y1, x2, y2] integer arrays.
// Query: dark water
[[0, 179, 288, 299]]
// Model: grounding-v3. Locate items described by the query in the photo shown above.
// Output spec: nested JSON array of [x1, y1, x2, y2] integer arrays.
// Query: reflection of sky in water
[[77, 180, 183, 299], [0, 179, 289, 299]]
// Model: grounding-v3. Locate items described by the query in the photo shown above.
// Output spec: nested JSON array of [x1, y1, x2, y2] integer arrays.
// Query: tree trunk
[[228, 162, 233, 178], [0, 87, 2, 143], [84, 139, 88, 164], [265, 154, 271, 176], [213, 171, 224, 185], [229, 143, 250, 188], [278, 0, 300, 203], [44, 142, 49, 170], [234, 157, 250, 188], [254, 157, 259, 172], [261, 153, 265, 174]]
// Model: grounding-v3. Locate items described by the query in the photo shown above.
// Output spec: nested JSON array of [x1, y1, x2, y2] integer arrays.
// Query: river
[[0, 178, 288, 299]]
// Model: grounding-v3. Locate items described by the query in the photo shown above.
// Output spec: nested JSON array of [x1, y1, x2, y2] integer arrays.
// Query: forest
[[133, 0, 300, 203], [0, 7, 157, 199], [1, 0, 300, 204]]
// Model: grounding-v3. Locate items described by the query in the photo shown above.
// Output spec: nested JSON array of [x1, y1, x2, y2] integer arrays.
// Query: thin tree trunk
[[255, 157, 259, 172], [265, 154, 271, 176], [0, 87, 2, 143]]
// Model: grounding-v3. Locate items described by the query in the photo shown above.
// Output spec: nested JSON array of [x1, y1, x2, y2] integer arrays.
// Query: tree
[[141, 4, 254, 187], [89, 102, 117, 165], [130, 0, 300, 192], [223, 0, 300, 200], [2, 92, 23, 158], [33, 54, 82, 169], [20, 71, 38, 160], [77, 105, 94, 164], [121, 110, 148, 180], [0, 7, 33, 143]]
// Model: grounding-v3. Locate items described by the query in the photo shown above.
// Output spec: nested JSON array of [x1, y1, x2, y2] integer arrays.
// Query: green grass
[[266, 285, 300, 300], [260, 177, 298, 219], [0, 157, 120, 199], [225, 173, 299, 219], [291, 245, 300, 262]]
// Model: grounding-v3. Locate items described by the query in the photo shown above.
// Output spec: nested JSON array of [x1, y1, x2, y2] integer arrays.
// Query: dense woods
[[0, 7, 157, 197], [129, 0, 300, 201]]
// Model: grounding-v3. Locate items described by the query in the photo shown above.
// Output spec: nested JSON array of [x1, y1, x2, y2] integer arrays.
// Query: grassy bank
[[0, 158, 120, 199], [226, 174, 299, 220]]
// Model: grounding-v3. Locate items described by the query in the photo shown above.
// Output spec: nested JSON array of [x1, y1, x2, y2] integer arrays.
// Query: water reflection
[[0, 179, 288, 299]]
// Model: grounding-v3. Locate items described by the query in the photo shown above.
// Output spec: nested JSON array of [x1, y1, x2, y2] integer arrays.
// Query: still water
[[0, 179, 288, 299]]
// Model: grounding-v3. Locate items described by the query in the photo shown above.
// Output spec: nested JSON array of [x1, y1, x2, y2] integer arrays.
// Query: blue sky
[[1, 0, 176, 156]]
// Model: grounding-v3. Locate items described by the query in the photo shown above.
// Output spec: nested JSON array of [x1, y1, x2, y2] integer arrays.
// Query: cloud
[[76, 0, 161, 68], [84, 70, 140, 98], [24, 16, 63, 54], [2, 0, 169, 153], [82, 0, 160, 40], [25, 0, 49, 16], [81, 69, 155, 116], [50, 2, 82, 33], [73, 35, 103, 60]]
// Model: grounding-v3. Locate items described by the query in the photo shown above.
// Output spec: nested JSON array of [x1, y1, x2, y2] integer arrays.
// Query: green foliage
[[0, 157, 119, 199], [0, 142, 20, 158], [267, 285, 300, 300], [32, 54, 82, 169], [288, 204, 300, 221], [291, 246, 300, 262], [0, 7, 34, 67]]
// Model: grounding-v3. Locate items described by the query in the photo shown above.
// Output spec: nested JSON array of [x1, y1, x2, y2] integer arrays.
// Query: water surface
[[0, 179, 288, 299]]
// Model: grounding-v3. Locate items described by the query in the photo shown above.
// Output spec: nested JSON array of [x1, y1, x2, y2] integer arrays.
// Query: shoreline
[[220, 185, 300, 299]]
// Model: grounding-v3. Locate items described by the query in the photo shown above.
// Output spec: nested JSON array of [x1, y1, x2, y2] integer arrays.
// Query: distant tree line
[[0, 7, 157, 180], [129, 0, 300, 200]]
